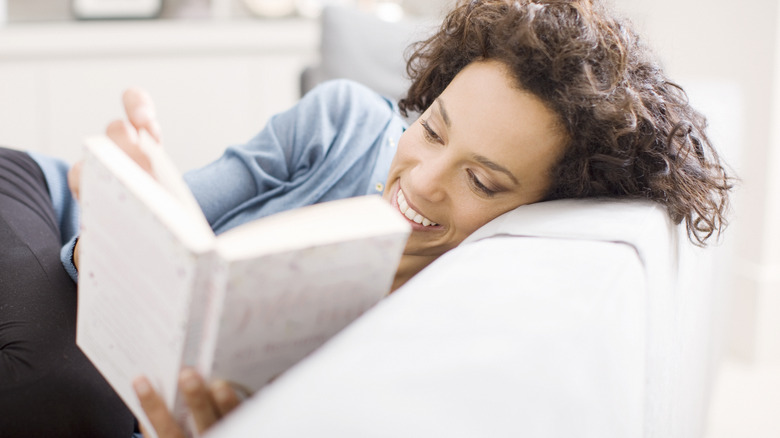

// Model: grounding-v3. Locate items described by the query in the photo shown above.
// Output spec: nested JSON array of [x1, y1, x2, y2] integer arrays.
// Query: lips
[[396, 189, 438, 227]]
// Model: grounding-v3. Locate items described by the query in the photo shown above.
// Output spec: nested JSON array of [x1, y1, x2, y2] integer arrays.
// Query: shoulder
[[301, 79, 399, 122]]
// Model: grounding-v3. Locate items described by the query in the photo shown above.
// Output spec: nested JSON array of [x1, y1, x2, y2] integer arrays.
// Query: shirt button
[[375, 182, 384, 192], [388, 137, 395, 148]]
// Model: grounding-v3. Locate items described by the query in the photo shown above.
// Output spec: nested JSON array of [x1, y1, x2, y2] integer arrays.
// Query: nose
[[408, 151, 449, 204]]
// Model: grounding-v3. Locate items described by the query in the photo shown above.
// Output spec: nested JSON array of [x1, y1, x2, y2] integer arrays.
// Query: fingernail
[[133, 377, 152, 397]]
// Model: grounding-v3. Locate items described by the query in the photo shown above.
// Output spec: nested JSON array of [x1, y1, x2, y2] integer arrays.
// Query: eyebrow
[[435, 98, 451, 128], [473, 154, 520, 185]]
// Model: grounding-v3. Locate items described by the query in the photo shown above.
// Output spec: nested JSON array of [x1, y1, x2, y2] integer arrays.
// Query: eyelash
[[420, 119, 442, 144], [467, 169, 497, 197], [420, 117, 497, 198]]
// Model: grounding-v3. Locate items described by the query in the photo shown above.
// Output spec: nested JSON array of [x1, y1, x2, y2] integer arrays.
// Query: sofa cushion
[[301, 6, 436, 103]]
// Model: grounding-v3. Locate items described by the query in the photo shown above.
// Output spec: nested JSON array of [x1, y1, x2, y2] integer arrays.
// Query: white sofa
[[205, 198, 717, 438]]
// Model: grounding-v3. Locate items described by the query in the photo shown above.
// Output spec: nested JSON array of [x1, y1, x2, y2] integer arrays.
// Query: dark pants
[[0, 147, 133, 437]]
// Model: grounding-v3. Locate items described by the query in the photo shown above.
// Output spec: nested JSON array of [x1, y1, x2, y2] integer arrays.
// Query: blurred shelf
[[0, 17, 319, 168], [0, 18, 319, 59]]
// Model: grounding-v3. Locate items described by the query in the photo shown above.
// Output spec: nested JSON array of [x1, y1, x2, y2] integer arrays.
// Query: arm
[[183, 79, 400, 233], [70, 81, 396, 267]]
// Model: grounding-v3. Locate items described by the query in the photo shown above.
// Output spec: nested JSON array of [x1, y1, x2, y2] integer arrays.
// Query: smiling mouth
[[397, 189, 438, 227]]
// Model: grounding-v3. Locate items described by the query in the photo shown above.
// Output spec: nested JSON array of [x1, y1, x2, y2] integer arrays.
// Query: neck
[[390, 253, 439, 293]]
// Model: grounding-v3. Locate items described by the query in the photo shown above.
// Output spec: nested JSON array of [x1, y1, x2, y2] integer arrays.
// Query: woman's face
[[383, 60, 568, 258]]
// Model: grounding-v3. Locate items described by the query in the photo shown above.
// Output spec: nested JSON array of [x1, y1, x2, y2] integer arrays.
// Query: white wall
[[760, 1, 780, 364]]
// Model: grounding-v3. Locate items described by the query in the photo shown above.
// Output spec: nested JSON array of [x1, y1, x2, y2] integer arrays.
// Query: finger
[[73, 239, 81, 271], [123, 87, 162, 142], [209, 380, 242, 417], [106, 119, 153, 174], [179, 368, 220, 433], [133, 376, 186, 438], [67, 161, 83, 201]]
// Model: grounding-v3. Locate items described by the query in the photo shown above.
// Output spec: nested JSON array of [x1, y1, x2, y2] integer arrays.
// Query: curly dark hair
[[399, 0, 733, 246]]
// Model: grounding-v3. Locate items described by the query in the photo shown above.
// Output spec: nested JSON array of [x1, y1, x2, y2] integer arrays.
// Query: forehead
[[437, 60, 567, 180]]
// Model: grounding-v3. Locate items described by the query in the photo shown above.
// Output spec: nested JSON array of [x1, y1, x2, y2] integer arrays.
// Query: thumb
[[123, 87, 163, 143]]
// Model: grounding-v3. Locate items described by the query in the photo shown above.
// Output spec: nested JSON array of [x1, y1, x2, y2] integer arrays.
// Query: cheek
[[450, 199, 502, 236], [450, 189, 540, 238]]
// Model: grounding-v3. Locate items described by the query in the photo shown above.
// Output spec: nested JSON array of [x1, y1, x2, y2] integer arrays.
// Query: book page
[[76, 137, 216, 436]]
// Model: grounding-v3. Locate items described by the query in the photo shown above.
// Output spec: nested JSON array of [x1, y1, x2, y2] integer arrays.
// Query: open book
[[75, 133, 410, 436]]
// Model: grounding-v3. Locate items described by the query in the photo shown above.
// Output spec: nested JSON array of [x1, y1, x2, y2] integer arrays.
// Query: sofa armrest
[[206, 235, 647, 437]]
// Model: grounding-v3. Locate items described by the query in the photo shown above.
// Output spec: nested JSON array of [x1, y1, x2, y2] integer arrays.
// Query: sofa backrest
[[300, 6, 437, 104]]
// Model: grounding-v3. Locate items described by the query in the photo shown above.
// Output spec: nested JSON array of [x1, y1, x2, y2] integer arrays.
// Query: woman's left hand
[[133, 368, 242, 437]]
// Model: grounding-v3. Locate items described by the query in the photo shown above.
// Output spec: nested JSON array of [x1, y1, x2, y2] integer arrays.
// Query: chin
[[402, 236, 459, 258]]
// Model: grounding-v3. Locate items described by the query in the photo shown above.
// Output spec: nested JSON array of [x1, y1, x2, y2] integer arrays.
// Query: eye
[[420, 119, 443, 144], [467, 169, 498, 197]]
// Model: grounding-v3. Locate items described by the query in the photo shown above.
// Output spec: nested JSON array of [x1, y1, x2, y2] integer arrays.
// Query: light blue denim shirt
[[31, 80, 406, 281]]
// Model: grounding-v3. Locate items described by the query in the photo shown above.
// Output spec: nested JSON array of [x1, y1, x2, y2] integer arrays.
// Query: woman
[[0, 0, 731, 436]]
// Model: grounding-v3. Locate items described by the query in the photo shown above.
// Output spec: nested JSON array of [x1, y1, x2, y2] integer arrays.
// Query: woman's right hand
[[134, 368, 243, 438], [68, 87, 164, 270]]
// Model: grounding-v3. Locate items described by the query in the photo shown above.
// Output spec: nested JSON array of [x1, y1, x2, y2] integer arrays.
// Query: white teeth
[[396, 189, 438, 226]]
